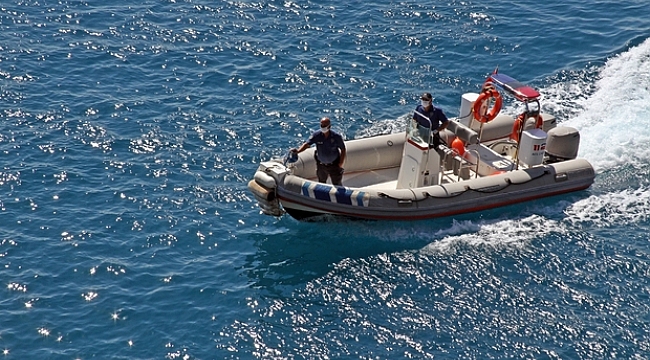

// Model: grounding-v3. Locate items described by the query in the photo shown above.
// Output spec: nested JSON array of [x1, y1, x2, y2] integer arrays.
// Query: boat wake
[[544, 38, 650, 173], [563, 187, 650, 229], [420, 184, 650, 253], [420, 214, 565, 254]]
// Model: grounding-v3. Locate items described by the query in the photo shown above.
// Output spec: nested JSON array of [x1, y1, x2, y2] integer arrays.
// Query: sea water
[[1, 1, 650, 358]]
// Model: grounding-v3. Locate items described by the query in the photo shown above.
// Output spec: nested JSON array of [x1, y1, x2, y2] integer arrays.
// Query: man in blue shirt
[[291, 117, 347, 186], [413, 92, 449, 149]]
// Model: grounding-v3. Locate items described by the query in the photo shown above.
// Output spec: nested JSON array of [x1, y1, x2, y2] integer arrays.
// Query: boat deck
[[342, 166, 479, 191], [343, 167, 399, 189]]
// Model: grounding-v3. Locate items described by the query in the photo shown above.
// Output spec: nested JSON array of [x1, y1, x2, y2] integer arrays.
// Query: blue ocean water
[[2, 0, 650, 358]]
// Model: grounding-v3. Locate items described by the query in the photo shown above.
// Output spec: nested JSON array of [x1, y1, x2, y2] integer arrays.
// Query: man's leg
[[316, 162, 328, 183], [328, 164, 343, 186], [432, 134, 446, 157]]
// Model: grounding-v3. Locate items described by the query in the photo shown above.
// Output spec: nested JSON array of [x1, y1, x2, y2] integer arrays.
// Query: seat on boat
[[443, 121, 479, 145], [470, 114, 515, 142]]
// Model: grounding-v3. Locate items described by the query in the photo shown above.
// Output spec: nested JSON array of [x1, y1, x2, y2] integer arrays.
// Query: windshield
[[407, 118, 431, 148]]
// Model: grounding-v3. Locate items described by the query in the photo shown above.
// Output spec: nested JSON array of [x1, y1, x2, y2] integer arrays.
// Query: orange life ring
[[510, 113, 544, 142], [473, 88, 503, 123]]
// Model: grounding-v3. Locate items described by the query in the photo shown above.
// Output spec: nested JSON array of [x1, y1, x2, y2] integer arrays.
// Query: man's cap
[[420, 93, 432, 101]]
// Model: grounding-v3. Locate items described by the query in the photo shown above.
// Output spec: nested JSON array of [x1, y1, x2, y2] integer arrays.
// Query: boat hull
[[248, 115, 596, 221], [274, 158, 594, 220]]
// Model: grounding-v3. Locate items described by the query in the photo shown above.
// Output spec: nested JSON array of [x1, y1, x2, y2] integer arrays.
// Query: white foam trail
[[419, 187, 650, 253], [563, 187, 650, 228], [420, 215, 566, 254], [546, 39, 650, 173]]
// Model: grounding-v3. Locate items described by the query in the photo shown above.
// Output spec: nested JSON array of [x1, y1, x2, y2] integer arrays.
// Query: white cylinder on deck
[[518, 128, 547, 167], [459, 93, 479, 127]]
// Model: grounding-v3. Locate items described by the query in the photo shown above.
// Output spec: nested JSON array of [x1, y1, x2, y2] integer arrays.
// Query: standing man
[[291, 117, 346, 186], [413, 92, 449, 149]]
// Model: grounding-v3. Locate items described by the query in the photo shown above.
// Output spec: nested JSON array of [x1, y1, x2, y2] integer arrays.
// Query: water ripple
[[2, 0, 650, 358]]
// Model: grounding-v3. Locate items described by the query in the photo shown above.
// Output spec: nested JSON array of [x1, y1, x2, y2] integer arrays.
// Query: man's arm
[[293, 142, 310, 153], [435, 120, 449, 133], [433, 109, 449, 134], [338, 146, 346, 168]]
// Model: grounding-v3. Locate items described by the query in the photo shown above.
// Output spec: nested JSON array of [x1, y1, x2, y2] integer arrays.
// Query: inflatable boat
[[248, 72, 595, 221]]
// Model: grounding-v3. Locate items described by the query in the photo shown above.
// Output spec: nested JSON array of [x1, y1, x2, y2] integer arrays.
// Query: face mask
[[320, 126, 330, 133], [421, 100, 431, 107]]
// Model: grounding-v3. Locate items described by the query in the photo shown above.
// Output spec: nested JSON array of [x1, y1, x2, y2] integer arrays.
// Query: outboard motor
[[545, 126, 580, 163]]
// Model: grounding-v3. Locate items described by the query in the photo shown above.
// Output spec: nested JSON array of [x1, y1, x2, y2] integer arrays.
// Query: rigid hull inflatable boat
[[248, 73, 595, 221]]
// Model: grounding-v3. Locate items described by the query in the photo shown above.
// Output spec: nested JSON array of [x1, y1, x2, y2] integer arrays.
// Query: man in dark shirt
[[291, 117, 347, 186], [413, 92, 449, 149]]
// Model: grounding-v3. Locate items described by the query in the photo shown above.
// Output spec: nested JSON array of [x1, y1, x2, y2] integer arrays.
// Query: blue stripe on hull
[[355, 191, 366, 206], [300, 181, 367, 207], [335, 187, 353, 205], [313, 183, 333, 201]]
